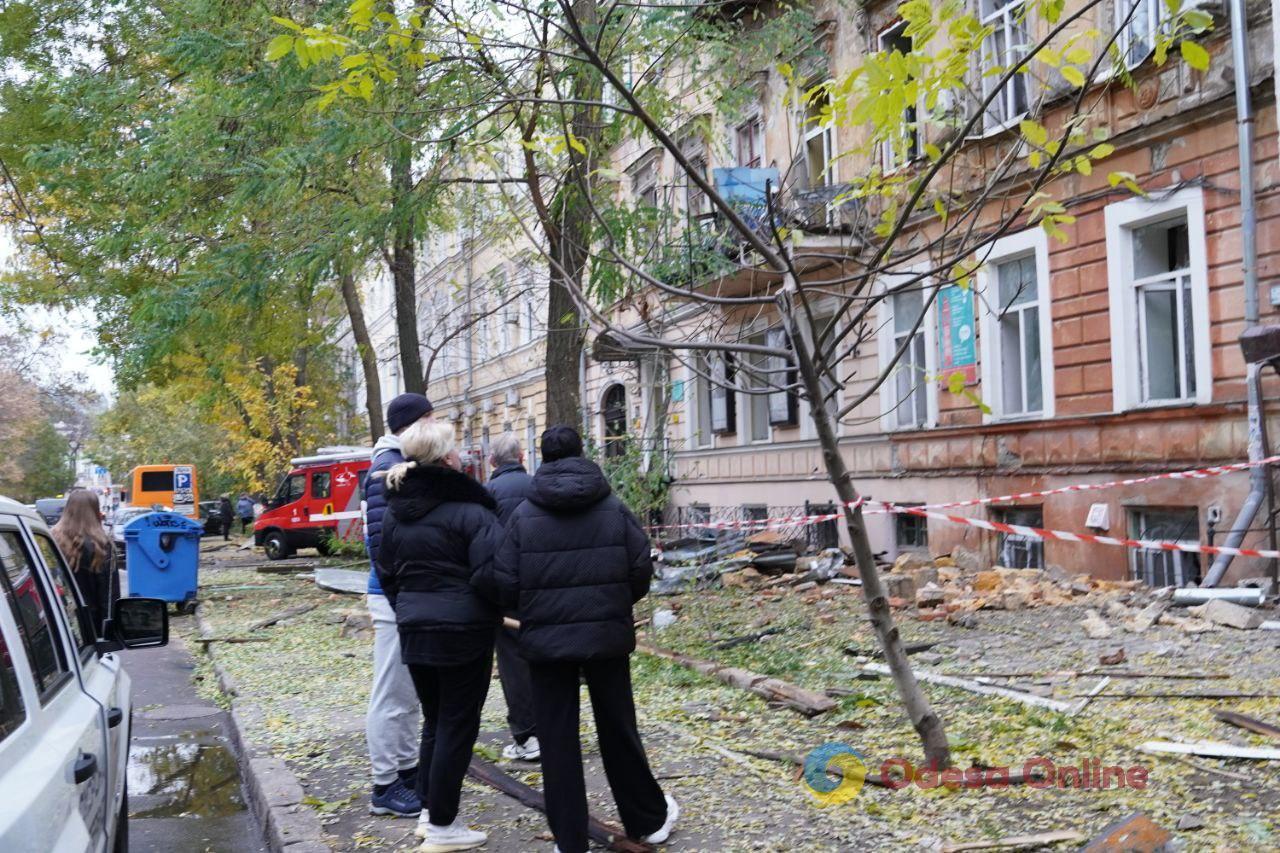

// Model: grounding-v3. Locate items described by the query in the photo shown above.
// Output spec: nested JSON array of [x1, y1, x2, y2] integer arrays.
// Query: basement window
[[994, 506, 1043, 569], [1129, 508, 1201, 587], [895, 506, 928, 549]]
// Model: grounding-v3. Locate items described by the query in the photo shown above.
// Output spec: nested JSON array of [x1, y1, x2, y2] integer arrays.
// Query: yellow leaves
[[1108, 170, 1145, 196], [1060, 65, 1086, 88], [1180, 40, 1210, 71], [265, 35, 295, 62], [1089, 142, 1115, 160], [1018, 119, 1048, 147]]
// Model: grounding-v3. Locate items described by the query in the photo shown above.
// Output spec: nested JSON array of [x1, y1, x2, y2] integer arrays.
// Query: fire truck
[[254, 446, 371, 560]]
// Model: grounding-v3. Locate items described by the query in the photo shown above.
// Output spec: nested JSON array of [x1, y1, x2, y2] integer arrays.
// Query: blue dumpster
[[124, 512, 203, 612]]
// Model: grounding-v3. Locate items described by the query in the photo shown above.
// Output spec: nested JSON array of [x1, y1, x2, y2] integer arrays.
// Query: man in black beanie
[[363, 392, 434, 821], [476, 425, 677, 853]]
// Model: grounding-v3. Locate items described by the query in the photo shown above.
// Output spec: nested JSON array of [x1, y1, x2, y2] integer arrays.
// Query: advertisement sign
[[937, 285, 977, 384]]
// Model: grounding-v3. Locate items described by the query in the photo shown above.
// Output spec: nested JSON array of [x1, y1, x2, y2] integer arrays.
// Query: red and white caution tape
[[647, 499, 863, 535], [903, 455, 1280, 511], [893, 505, 1280, 560]]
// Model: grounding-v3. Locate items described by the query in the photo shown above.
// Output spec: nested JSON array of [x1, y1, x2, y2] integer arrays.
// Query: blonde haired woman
[[376, 420, 502, 853], [51, 489, 117, 635]]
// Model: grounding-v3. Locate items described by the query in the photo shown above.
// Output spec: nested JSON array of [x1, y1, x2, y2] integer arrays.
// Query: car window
[[0, 589, 27, 742], [0, 530, 71, 701], [31, 533, 97, 656], [312, 471, 332, 500], [285, 474, 305, 503]]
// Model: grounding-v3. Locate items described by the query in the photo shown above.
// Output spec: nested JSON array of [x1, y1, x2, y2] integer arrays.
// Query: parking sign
[[174, 467, 192, 491]]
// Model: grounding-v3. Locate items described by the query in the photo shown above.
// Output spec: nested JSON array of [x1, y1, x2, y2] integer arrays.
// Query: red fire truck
[[254, 446, 372, 560]]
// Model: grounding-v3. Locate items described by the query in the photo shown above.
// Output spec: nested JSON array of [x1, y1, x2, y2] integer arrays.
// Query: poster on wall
[[937, 285, 977, 384]]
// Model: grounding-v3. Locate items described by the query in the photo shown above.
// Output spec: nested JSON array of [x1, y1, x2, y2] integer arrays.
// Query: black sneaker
[[370, 779, 422, 817]]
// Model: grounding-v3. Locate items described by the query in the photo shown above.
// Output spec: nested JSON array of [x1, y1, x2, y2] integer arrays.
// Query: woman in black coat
[[376, 421, 501, 853]]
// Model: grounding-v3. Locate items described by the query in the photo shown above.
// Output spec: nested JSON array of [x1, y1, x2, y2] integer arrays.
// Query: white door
[[28, 527, 129, 843], [0, 525, 110, 853]]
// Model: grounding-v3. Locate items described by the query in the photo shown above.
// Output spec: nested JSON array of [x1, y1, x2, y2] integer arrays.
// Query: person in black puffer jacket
[[477, 426, 677, 853], [483, 433, 539, 763], [377, 420, 499, 853]]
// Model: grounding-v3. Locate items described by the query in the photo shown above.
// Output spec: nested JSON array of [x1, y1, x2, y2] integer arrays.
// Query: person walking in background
[[218, 494, 234, 541], [378, 420, 501, 853], [484, 432, 539, 762], [478, 426, 677, 853], [362, 392, 435, 821], [51, 489, 118, 635], [236, 493, 254, 534]]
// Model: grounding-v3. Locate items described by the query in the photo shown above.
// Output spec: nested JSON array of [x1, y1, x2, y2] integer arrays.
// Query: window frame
[[993, 505, 1045, 569], [311, 471, 332, 500], [978, 227, 1056, 422], [1115, 0, 1166, 69], [1128, 507, 1201, 586], [741, 330, 774, 445], [0, 580, 31, 744], [686, 351, 717, 449], [978, 0, 1031, 134], [878, 276, 938, 431], [878, 20, 922, 173], [0, 526, 74, 704], [1104, 186, 1211, 411], [734, 114, 764, 169], [29, 530, 97, 656]]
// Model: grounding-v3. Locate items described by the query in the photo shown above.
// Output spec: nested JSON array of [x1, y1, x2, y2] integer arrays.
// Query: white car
[[0, 496, 169, 852]]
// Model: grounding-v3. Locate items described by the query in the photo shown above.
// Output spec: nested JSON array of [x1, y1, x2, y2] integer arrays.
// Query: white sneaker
[[641, 794, 679, 844], [414, 810, 432, 839], [502, 736, 541, 761], [419, 820, 487, 852]]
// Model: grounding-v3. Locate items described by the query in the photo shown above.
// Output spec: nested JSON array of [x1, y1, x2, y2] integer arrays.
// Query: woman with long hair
[[51, 489, 116, 635], [376, 420, 502, 853]]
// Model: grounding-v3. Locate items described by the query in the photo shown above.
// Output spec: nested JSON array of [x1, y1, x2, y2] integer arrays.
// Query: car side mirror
[[111, 597, 169, 649]]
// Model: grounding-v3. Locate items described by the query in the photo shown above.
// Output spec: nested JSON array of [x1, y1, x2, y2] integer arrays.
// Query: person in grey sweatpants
[[362, 394, 437, 819]]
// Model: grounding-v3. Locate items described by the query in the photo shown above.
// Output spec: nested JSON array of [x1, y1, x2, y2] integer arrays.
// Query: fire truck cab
[[254, 446, 371, 560]]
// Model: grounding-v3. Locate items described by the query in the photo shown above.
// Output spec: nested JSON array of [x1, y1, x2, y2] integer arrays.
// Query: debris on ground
[[1214, 709, 1280, 740], [247, 602, 318, 630], [637, 641, 837, 716], [1080, 813, 1172, 852], [313, 568, 368, 595], [1197, 598, 1266, 629], [1140, 739, 1280, 760], [943, 828, 1084, 852]]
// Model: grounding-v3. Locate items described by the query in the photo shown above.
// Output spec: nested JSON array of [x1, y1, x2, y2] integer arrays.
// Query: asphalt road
[[122, 630, 268, 853]]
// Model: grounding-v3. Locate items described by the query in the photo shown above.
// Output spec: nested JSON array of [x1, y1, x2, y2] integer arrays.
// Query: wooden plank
[[863, 663, 1078, 714], [248, 602, 318, 630], [466, 758, 651, 852], [1139, 739, 1280, 761], [943, 829, 1084, 852], [637, 642, 837, 717], [1215, 709, 1280, 741]]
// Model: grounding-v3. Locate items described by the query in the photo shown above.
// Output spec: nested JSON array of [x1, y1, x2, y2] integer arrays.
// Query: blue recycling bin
[[124, 512, 203, 611]]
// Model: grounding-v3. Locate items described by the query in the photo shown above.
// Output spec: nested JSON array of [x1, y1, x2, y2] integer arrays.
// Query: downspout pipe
[[1203, 360, 1267, 586], [1203, 0, 1266, 586]]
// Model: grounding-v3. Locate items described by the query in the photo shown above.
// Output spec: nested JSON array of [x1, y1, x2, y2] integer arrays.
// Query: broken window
[[896, 506, 928, 549], [995, 506, 1043, 568], [1129, 508, 1201, 587]]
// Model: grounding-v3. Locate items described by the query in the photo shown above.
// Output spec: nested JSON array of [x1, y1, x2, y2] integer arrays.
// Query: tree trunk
[[339, 271, 386, 439], [543, 0, 601, 427], [389, 142, 425, 395], [780, 281, 951, 769]]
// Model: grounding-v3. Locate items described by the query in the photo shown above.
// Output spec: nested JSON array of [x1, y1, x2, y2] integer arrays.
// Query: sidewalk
[[125, 632, 268, 852]]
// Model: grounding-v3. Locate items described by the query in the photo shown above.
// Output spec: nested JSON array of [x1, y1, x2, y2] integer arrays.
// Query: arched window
[[602, 384, 628, 458]]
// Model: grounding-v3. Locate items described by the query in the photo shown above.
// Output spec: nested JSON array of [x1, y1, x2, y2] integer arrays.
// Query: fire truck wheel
[[263, 530, 293, 560]]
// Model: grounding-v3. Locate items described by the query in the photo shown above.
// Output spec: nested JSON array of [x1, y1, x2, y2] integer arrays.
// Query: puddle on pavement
[[127, 741, 246, 818]]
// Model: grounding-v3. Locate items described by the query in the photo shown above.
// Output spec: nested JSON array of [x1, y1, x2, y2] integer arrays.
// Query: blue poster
[[938, 285, 977, 383]]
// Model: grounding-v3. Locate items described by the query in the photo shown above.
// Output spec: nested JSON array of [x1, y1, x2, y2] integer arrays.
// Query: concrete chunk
[[1203, 598, 1265, 630]]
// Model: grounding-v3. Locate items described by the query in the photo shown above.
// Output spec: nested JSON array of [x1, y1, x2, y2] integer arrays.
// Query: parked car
[[33, 498, 67, 526], [0, 495, 169, 852], [197, 500, 226, 537]]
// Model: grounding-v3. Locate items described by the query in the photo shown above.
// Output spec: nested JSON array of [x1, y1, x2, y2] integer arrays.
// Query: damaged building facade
[[584, 0, 1280, 585]]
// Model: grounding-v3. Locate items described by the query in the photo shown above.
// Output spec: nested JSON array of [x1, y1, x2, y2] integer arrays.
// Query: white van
[[0, 496, 169, 852]]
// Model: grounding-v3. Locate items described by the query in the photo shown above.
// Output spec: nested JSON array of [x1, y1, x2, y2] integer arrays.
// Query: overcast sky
[[1, 227, 116, 394]]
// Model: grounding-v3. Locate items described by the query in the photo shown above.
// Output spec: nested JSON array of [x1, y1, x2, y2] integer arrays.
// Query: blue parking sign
[[174, 467, 192, 490]]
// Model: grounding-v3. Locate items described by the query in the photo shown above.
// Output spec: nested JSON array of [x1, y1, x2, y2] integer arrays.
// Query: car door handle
[[107, 707, 124, 728], [72, 752, 97, 784]]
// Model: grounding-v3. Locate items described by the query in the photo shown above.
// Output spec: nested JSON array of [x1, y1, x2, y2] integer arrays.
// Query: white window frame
[[978, 0, 1030, 134], [740, 329, 773, 446], [878, 276, 938, 431], [685, 350, 716, 449], [799, 308, 841, 440], [978, 227, 1055, 421], [1115, 0, 1167, 69], [878, 20, 921, 173], [1105, 186, 1211, 411]]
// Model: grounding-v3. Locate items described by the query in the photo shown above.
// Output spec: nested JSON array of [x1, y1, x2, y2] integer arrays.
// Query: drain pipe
[[1203, 360, 1268, 586], [1203, 0, 1265, 586]]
